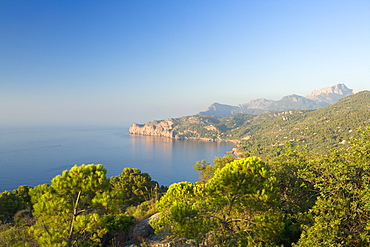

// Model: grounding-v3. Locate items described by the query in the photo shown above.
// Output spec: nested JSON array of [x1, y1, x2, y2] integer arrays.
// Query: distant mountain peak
[[199, 83, 363, 117], [282, 94, 304, 99], [242, 98, 274, 109], [306, 83, 352, 99], [305, 83, 359, 105], [200, 102, 241, 118]]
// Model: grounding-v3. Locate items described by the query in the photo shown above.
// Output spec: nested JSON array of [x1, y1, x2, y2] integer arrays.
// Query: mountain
[[129, 91, 370, 155], [200, 83, 361, 117], [199, 103, 242, 118], [265, 94, 321, 111], [241, 98, 274, 110], [237, 90, 370, 156], [305, 83, 359, 105]]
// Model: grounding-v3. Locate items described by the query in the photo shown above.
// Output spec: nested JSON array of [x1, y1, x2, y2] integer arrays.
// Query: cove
[[0, 126, 235, 192]]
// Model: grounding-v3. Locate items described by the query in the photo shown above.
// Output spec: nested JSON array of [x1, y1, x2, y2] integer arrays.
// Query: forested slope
[[1, 91, 370, 246], [130, 91, 370, 156], [238, 90, 370, 156]]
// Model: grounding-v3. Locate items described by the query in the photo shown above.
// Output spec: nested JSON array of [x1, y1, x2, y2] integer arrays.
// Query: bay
[[0, 126, 235, 192]]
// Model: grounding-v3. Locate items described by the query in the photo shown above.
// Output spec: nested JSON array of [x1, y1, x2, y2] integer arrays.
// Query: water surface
[[0, 126, 235, 191]]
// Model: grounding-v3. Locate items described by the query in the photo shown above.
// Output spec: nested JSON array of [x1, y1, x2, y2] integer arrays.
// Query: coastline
[[129, 121, 241, 144]]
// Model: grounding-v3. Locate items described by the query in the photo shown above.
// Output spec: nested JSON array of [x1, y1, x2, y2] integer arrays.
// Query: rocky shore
[[129, 120, 177, 139], [129, 119, 237, 142]]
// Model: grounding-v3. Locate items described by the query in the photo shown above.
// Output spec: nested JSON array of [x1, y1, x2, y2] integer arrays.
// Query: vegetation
[[1, 128, 370, 245], [0, 166, 160, 246], [193, 154, 235, 183], [110, 168, 159, 208], [28, 164, 131, 246], [1, 92, 370, 246], [238, 90, 370, 157], [152, 157, 283, 246], [176, 127, 370, 246], [149, 91, 370, 156]]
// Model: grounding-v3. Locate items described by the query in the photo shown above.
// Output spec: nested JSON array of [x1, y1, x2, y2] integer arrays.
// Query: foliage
[[152, 157, 284, 246], [0, 207, 36, 246], [193, 154, 235, 183], [149, 91, 370, 156], [110, 168, 159, 207], [0, 223, 37, 247], [295, 127, 370, 246], [150, 181, 210, 245], [267, 143, 318, 245], [12, 185, 32, 209], [1, 113, 370, 246], [29, 183, 52, 206], [238, 91, 370, 157], [97, 214, 134, 233], [126, 199, 158, 220], [29, 164, 132, 246], [0, 190, 25, 222]]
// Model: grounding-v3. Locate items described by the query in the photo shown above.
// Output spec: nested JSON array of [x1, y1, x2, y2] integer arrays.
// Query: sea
[[0, 126, 235, 192]]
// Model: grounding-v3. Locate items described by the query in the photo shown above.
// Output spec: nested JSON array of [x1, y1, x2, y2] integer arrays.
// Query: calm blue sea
[[0, 126, 235, 192]]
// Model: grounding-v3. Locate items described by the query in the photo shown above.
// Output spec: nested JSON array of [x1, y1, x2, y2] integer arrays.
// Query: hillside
[[130, 91, 370, 155], [238, 90, 370, 156], [200, 83, 362, 117]]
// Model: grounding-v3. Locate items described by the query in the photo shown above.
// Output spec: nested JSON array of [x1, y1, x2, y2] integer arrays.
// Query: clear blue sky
[[1, 0, 369, 127]]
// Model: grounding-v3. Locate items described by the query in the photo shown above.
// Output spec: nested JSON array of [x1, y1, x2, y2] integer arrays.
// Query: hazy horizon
[[1, 1, 369, 127]]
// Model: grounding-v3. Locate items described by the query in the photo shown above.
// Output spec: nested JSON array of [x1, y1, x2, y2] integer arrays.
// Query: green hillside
[[165, 91, 370, 155], [238, 90, 370, 156], [2, 91, 370, 246]]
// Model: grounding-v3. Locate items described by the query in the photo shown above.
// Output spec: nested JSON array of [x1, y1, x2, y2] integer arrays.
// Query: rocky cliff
[[129, 120, 177, 138], [129, 116, 239, 142], [305, 83, 360, 105], [129, 85, 367, 143]]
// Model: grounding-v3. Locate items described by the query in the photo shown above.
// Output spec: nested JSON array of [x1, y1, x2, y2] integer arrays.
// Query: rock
[[147, 233, 163, 241], [129, 120, 176, 138], [133, 213, 160, 238], [133, 219, 153, 238], [306, 83, 361, 105]]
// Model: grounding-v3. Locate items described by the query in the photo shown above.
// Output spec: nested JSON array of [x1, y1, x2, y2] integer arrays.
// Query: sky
[[1, 0, 369, 127]]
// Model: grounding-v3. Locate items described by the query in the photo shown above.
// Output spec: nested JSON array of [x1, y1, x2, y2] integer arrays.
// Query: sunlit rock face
[[305, 83, 360, 105], [129, 120, 176, 138]]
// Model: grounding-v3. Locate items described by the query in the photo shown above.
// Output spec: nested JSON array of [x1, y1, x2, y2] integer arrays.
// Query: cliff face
[[129, 92, 370, 151], [129, 119, 176, 138], [305, 83, 360, 105], [129, 117, 230, 142]]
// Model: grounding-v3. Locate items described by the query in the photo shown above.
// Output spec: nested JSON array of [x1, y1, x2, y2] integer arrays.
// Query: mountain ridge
[[200, 83, 362, 117], [129, 91, 370, 156]]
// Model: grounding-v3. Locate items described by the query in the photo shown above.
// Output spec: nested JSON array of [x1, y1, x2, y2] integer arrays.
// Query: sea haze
[[0, 126, 235, 192]]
